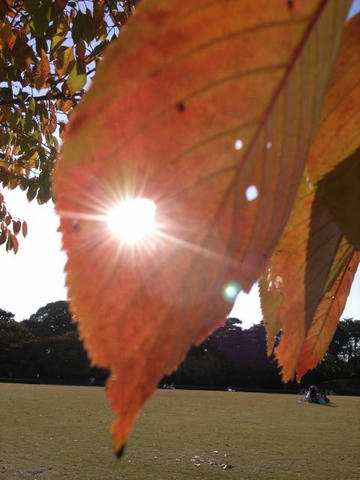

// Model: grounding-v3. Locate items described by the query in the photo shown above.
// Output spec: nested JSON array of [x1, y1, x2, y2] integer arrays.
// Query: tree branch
[[0, 121, 56, 155], [124, 0, 133, 16], [104, 0, 121, 29], [0, 91, 84, 106]]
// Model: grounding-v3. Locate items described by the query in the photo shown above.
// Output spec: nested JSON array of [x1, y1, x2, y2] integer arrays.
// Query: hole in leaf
[[72, 219, 79, 231]]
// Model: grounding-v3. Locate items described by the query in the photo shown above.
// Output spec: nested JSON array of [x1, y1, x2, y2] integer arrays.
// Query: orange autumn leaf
[[12, 220, 21, 235], [53, 0, 350, 453], [261, 15, 360, 382], [296, 251, 360, 382], [260, 176, 348, 381], [49, 101, 57, 134], [34, 49, 50, 90], [306, 13, 360, 184], [55, 45, 74, 76], [10, 233, 18, 254], [261, 165, 358, 382], [259, 275, 282, 356], [21, 220, 28, 238], [306, 14, 360, 249]]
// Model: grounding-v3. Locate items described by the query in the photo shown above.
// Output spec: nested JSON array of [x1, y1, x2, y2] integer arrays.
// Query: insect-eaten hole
[[72, 219, 79, 231], [245, 185, 259, 202], [176, 102, 185, 112]]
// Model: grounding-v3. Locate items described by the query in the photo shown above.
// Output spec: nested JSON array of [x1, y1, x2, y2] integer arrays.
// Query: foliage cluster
[[0, 0, 136, 252]]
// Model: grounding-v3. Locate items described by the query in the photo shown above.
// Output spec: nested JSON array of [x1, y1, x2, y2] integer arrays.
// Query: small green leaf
[[72, 11, 87, 43], [30, 4, 52, 37], [0, 21, 12, 49], [23, 0, 38, 14], [72, 9, 96, 44], [0, 87, 13, 101], [27, 183, 38, 202], [51, 18, 68, 52], [55, 46, 75, 76], [0, 132, 10, 147], [28, 98, 35, 115], [67, 62, 86, 95]]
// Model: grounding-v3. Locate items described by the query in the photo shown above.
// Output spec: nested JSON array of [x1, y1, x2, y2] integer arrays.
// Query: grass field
[[0, 384, 359, 480]]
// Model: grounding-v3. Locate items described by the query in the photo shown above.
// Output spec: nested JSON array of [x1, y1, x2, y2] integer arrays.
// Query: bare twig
[[0, 91, 84, 106], [0, 121, 55, 154], [104, 0, 121, 29]]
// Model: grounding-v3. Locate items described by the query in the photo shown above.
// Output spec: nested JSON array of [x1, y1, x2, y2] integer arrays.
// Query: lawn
[[0, 384, 359, 480]]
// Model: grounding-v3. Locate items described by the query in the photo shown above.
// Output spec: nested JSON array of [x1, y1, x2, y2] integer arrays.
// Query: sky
[[0, 1, 359, 328], [349, 0, 360, 17]]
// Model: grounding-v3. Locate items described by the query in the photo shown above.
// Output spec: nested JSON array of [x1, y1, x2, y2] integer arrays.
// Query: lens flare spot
[[234, 139, 243, 150], [222, 281, 241, 302], [108, 198, 156, 244], [245, 185, 258, 202]]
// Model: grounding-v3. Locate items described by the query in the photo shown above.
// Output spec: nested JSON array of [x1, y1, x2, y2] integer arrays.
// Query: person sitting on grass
[[304, 386, 330, 404], [318, 391, 330, 404], [309, 385, 318, 403], [305, 385, 319, 403]]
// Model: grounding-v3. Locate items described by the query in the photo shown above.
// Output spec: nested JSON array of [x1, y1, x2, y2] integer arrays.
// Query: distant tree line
[[0, 302, 107, 384], [164, 317, 360, 394], [0, 302, 359, 393]]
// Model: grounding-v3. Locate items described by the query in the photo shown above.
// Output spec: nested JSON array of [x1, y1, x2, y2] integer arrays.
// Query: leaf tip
[[115, 444, 126, 459]]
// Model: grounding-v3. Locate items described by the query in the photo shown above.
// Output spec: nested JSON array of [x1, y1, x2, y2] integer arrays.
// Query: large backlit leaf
[[296, 251, 360, 381], [261, 15, 360, 381], [54, 0, 350, 453]]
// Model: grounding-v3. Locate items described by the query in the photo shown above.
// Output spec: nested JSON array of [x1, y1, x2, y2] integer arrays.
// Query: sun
[[107, 198, 157, 245]]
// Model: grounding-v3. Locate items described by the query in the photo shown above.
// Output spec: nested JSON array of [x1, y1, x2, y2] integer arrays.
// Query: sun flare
[[107, 198, 157, 244]]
